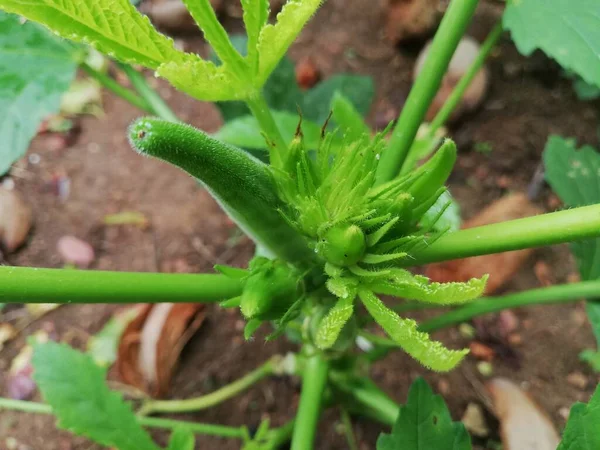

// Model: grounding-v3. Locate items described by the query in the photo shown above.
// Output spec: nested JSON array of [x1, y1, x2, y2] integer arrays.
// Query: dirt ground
[[2, 0, 600, 449]]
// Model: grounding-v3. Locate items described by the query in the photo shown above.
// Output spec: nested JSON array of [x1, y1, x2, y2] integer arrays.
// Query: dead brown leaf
[[116, 303, 205, 397], [0, 188, 33, 253], [426, 193, 543, 295], [487, 378, 560, 450]]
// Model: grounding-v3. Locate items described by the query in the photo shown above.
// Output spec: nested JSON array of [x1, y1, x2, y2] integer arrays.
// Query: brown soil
[[2, 0, 600, 449]]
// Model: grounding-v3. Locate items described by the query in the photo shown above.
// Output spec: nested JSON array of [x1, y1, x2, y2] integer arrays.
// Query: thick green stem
[[246, 93, 287, 166], [118, 63, 179, 122], [138, 357, 278, 416], [0, 266, 243, 304], [376, 0, 480, 184], [406, 204, 600, 266], [429, 21, 504, 135], [420, 279, 600, 333], [81, 63, 153, 113], [0, 398, 247, 439], [290, 352, 329, 450]]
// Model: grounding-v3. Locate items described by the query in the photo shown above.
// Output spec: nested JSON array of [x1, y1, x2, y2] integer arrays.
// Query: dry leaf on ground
[[0, 188, 33, 253], [116, 303, 206, 397], [426, 193, 542, 295], [487, 378, 560, 450]]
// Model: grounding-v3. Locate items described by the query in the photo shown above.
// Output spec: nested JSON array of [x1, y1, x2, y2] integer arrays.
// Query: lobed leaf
[[0, 11, 78, 175], [180, 0, 248, 78], [359, 290, 468, 371], [369, 269, 487, 305], [32, 341, 159, 450], [377, 377, 472, 450], [256, 0, 322, 85], [241, 0, 269, 70], [0, 0, 184, 69], [503, 0, 600, 87], [157, 55, 247, 102], [315, 296, 354, 349], [557, 383, 600, 450]]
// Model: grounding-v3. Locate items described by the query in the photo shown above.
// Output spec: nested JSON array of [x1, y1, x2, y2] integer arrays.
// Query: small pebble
[[56, 236, 95, 268], [566, 372, 588, 390]]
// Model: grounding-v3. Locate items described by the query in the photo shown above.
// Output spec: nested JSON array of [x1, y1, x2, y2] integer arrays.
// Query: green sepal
[[368, 270, 487, 305], [266, 296, 306, 341], [315, 296, 355, 349], [244, 318, 263, 340], [406, 140, 456, 207], [215, 265, 249, 279], [358, 289, 468, 371], [128, 118, 313, 266], [240, 257, 301, 319], [220, 296, 242, 308]]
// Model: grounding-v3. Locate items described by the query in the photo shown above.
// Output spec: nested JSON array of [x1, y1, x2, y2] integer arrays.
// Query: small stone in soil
[[56, 236, 95, 268], [566, 372, 588, 390]]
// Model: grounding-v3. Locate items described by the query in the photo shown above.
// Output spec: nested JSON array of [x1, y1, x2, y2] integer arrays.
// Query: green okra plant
[[1, 0, 600, 449]]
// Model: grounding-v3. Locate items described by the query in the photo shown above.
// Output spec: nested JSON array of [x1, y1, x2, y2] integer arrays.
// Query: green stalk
[[376, 0, 480, 184], [406, 204, 600, 266], [138, 357, 278, 416], [81, 63, 153, 113], [0, 266, 242, 304], [118, 62, 179, 122], [428, 21, 504, 135], [0, 398, 247, 439], [420, 279, 600, 333], [290, 352, 329, 450], [246, 93, 287, 166], [340, 408, 359, 450], [330, 376, 398, 426], [264, 419, 296, 449]]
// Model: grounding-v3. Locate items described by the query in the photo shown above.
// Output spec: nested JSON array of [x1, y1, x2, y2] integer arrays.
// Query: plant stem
[[0, 266, 243, 304], [376, 0, 480, 184], [246, 93, 287, 166], [0, 398, 248, 439], [340, 408, 359, 450], [138, 357, 278, 416], [265, 419, 296, 450], [290, 352, 329, 450], [406, 204, 600, 266], [330, 376, 398, 426], [81, 63, 154, 113], [429, 21, 504, 135], [420, 279, 600, 333], [118, 62, 179, 122]]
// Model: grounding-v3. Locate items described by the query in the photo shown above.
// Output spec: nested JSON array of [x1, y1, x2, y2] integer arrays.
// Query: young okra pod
[[129, 118, 314, 266]]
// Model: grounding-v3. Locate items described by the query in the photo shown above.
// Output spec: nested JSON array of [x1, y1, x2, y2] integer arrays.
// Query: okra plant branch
[[376, 0, 480, 183], [406, 204, 600, 265], [0, 266, 243, 303], [0, 398, 249, 439], [137, 356, 282, 416]]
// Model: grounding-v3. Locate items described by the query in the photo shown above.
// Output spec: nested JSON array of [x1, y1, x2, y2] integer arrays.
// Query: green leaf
[[180, 0, 248, 78], [256, 0, 323, 85], [0, 0, 184, 69], [241, 0, 269, 69], [330, 91, 370, 140], [543, 136, 600, 347], [214, 111, 323, 150], [87, 306, 140, 367], [303, 74, 374, 124], [167, 428, 195, 450], [0, 12, 78, 175], [503, 0, 600, 87], [32, 341, 160, 450], [157, 56, 247, 102], [557, 383, 600, 450], [358, 290, 468, 372], [368, 269, 486, 306], [573, 78, 600, 101], [377, 377, 472, 450]]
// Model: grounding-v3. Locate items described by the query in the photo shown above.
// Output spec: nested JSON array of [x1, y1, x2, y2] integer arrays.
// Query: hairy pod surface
[[128, 118, 313, 265]]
